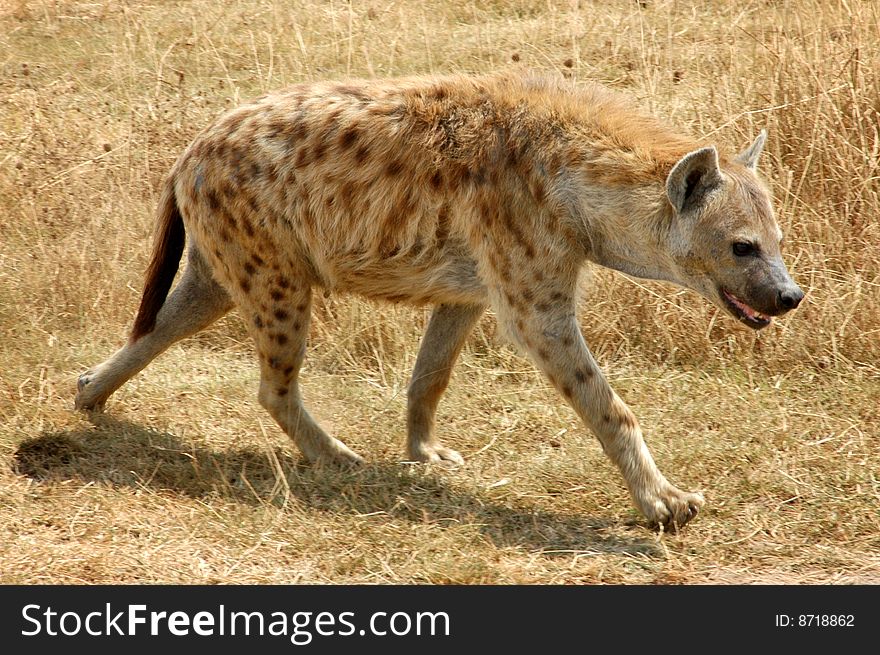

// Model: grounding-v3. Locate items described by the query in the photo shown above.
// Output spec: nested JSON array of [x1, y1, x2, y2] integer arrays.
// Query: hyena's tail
[[130, 177, 185, 342]]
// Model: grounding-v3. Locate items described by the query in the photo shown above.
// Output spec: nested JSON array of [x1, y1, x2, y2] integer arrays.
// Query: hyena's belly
[[320, 246, 488, 306]]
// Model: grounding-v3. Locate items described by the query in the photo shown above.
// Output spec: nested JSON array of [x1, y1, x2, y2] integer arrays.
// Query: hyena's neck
[[560, 174, 678, 284]]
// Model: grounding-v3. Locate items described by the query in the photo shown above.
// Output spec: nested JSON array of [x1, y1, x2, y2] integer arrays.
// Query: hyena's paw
[[409, 443, 465, 467], [634, 483, 704, 531], [74, 370, 108, 412], [308, 437, 365, 469]]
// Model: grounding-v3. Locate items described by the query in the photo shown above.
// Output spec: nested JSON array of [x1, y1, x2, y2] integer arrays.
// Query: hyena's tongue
[[723, 290, 770, 322]]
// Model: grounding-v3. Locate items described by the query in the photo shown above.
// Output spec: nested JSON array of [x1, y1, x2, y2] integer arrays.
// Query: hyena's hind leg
[[243, 283, 363, 467], [75, 247, 233, 411], [407, 303, 485, 464]]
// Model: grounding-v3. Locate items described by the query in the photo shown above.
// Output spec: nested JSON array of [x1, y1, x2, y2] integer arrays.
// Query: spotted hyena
[[76, 71, 803, 529]]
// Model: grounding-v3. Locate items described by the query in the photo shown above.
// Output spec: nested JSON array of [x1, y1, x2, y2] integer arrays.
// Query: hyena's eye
[[732, 242, 757, 257]]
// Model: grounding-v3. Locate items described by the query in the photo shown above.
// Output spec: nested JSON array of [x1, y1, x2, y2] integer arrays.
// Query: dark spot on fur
[[239, 278, 251, 293], [293, 322, 302, 331], [562, 385, 573, 398], [274, 333, 289, 345], [435, 205, 450, 244], [295, 147, 311, 168], [220, 181, 237, 200], [246, 195, 261, 217], [355, 145, 370, 164], [274, 308, 289, 320], [313, 141, 327, 162], [206, 189, 221, 213], [537, 348, 549, 361], [244, 262, 256, 276], [297, 187, 310, 205], [480, 200, 495, 224], [224, 112, 245, 133], [575, 369, 590, 383], [339, 182, 355, 209], [266, 163, 280, 184], [292, 119, 307, 138], [603, 414, 611, 423], [429, 170, 443, 190], [254, 315, 264, 328], [506, 142, 520, 167], [270, 289, 285, 301], [267, 119, 288, 139], [222, 209, 237, 230], [339, 126, 359, 150], [385, 159, 403, 177], [277, 387, 289, 397], [276, 276, 291, 289], [295, 303, 307, 313], [500, 210, 529, 251]]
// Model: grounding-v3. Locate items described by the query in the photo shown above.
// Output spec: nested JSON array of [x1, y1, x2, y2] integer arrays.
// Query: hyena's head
[[664, 131, 804, 329]]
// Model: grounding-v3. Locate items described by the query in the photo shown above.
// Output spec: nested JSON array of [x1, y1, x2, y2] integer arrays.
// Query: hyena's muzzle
[[717, 254, 804, 330]]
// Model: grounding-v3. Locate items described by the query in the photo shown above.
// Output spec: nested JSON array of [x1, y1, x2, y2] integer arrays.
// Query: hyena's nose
[[777, 286, 804, 311]]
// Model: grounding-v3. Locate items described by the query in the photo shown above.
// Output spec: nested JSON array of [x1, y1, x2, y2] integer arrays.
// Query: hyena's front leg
[[500, 298, 704, 529], [407, 303, 485, 464]]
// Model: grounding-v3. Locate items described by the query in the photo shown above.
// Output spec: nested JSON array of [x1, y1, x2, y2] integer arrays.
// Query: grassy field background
[[1, 0, 878, 583]]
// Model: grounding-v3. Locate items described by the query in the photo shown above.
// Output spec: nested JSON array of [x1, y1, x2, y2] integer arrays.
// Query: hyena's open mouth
[[720, 288, 772, 330]]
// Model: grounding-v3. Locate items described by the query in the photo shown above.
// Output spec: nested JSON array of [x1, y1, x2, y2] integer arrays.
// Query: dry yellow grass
[[1, 0, 878, 584]]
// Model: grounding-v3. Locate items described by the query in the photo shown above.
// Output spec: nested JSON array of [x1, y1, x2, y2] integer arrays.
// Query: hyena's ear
[[666, 146, 722, 214], [734, 129, 767, 170]]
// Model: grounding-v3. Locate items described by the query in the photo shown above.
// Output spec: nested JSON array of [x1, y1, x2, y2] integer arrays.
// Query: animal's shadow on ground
[[13, 415, 660, 557]]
